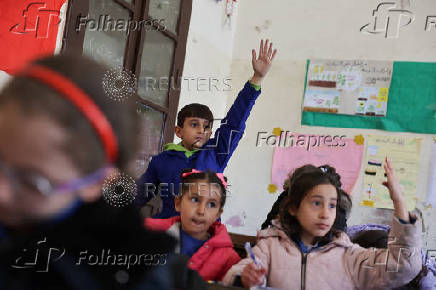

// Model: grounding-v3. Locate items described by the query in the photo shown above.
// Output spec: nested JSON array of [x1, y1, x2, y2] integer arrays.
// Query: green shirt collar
[[164, 142, 199, 158]]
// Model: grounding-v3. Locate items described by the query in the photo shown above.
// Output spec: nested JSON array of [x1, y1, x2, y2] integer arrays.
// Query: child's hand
[[382, 157, 409, 221], [250, 39, 277, 85], [241, 262, 267, 288], [382, 157, 404, 203]]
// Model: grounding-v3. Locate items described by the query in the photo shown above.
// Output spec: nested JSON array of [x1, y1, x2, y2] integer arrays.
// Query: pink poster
[[271, 133, 364, 194]]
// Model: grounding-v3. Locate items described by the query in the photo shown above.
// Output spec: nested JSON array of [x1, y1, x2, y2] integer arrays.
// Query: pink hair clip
[[181, 169, 228, 188]]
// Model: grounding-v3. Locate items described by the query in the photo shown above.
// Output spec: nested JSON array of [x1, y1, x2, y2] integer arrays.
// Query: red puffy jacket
[[145, 216, 241, 282]]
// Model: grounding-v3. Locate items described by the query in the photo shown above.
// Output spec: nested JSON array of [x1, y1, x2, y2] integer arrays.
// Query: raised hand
[[382, 157, 409, 221], [382, 157, 404, 202], [241, 262, 267, 288], [250, 39, 277, 85]]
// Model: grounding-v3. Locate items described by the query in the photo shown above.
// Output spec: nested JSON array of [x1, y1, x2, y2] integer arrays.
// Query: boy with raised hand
[[136, 39, 277, 218]]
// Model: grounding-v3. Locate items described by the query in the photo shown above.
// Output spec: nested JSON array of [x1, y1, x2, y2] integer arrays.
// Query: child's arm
[[346, 157, 422, 289], [221, 239, 270, 287], [217, 250, 241, 282], [208, 40, 277, 169], [383, 157, 410, 222]]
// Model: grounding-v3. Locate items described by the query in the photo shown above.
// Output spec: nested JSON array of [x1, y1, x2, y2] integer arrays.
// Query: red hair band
[[181, 169, 228, 188], [20, 65, 118, 164]]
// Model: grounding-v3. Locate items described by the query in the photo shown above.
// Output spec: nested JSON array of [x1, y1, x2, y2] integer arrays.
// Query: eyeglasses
[[0, 159, 108, 197]]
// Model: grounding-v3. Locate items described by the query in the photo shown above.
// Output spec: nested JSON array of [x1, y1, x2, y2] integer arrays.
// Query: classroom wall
[[175, 0, 239, 145], [219, 0, 436, 249]]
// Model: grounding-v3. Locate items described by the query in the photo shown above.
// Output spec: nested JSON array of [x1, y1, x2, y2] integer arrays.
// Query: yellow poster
[[361, 135, 421, 210]]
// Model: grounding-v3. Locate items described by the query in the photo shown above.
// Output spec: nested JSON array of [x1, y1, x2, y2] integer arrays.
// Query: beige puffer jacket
[[222, 216, 422, 290]]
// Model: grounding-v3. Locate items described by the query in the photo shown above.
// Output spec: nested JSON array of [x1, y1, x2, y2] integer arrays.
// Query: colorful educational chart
[[303, 60, 393, 116], [361, 135, 421, 211], [426, 140, 436, 208], [302, 61, 436, 134], [271, 134, 364, 194]]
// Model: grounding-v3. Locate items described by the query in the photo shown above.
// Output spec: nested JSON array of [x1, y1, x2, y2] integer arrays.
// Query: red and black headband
[[19, 65, 118, 164]]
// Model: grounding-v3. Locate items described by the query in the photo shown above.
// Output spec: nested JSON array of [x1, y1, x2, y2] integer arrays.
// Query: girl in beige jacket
[[223, 159, 422, 289]]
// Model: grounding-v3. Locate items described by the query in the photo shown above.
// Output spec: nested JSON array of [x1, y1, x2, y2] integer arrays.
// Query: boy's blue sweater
[[136, 81, 261, 218]]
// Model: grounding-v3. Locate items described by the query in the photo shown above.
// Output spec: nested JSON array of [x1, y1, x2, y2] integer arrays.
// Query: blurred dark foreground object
[[0, 200, 207, 290]]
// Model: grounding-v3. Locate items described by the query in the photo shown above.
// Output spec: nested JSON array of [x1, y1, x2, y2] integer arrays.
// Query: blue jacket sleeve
[[206, 81, 261, 169], [135, 157, 159, 206]]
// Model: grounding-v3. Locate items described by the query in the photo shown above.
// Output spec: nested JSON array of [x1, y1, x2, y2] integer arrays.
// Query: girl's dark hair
[[279, 164, 343, 240], [0, 54, 139, 174], [261, 190, 287, 230], [261, 171, 295, 230], [333, 189, 353, 231], [176, 103, 214, 127], [180, 169, 227, 208]]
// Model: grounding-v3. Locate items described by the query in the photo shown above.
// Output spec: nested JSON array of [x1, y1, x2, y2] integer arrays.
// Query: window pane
[[137, 31, 174, 107], [134, 102, 166, 178], [148, 0, 180, 34], [83, 0, 130, 68]]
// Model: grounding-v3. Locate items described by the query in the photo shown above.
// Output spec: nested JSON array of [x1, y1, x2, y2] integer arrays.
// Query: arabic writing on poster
[[303, 59, 393, 116], [361, 135, 421, 211], [271, 134, 364, 194], [425, 141, 436, 208]]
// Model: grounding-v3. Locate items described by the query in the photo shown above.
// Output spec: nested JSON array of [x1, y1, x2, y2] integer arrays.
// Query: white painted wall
[[216, 0, 436, 249], [174, 0, 239, 143]]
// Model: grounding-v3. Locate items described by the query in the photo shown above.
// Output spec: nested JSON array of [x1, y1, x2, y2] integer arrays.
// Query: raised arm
[[250, 39, 277, 86], [383, 157, 410, 222], [207, 39, 277, 168], [346, 158, 422, 289]]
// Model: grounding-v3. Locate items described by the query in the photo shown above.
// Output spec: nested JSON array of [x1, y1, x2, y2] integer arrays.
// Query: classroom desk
[[208, 283, 245, 290]]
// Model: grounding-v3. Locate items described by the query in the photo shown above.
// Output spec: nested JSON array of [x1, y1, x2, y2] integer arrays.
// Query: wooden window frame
[[61, 0, 192, 146]]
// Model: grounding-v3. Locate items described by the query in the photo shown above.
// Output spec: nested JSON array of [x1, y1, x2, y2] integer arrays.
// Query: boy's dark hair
[[279, 164, 343, 240], [0, 54, 139, 175], [179, 168, 227, 208], [176, 103, 214, 127]]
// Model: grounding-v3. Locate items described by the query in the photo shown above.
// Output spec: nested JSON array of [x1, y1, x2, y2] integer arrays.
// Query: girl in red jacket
[[145, 169, 241, 282]]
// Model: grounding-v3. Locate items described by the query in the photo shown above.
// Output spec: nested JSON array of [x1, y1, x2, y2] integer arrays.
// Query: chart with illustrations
[[361, 135, 421, 210], [303, 60, 393, 116]]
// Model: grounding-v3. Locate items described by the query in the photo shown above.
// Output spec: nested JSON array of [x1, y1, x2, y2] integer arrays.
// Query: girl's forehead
[[184, 179, 222, 198], [306, 184, 338, 199]]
